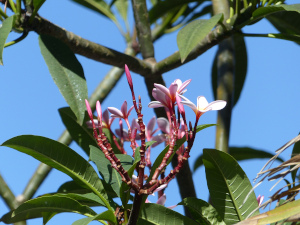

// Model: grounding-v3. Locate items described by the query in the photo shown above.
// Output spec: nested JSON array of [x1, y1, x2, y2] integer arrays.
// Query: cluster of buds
[[85, 65, 226, 197]]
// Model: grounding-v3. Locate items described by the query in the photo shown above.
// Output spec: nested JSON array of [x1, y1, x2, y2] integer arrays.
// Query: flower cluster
[[85, 65, 226, 197]]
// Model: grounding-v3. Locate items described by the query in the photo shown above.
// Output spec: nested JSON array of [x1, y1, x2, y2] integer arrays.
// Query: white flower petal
[[181, 100, 198, 114], [197, 96, 209, 110], [206, 100, 227, 111], [154, 83, 171, 97]]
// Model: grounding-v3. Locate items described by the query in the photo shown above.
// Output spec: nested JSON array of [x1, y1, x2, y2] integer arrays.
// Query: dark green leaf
[[71, 0, 116, 21], [291, 133, 300, 183], [0, 16, 14, 65], [149, 0, 202, 24], [211, 35, 247, 106], [252, 4, 300, 20], [1, 135, 111, 210], [0, 196, 96, 224], [177, 13, 223, 62], [178, 197, 226, 225], [32, 0, 46, 17], [72, 210, 117, 225], [39, 35, 88, 125], [137, 203, 198, 225], [194, 146, 284, 172], [52, 193, 106, 207], [203, 149, 259, 224], [59, 107, 97, 155], [267, 11, 300, 36], [90, 145, 133, 198]]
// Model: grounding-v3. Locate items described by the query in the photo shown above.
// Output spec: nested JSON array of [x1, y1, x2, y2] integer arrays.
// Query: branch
[[131, 0, 155, 60], [0, 173, 17, 210], [26, 15, 152, 76]]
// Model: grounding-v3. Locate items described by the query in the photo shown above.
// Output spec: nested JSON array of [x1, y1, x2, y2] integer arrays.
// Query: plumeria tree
[[1, 0, 300, 225]]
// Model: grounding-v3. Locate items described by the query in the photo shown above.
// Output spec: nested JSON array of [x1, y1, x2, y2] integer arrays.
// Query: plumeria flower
[[145, 194, 177, 209], [108, 101, 134, 120], [86, 109, 115, 130], [257, 195, 264, 206], [148, 79, 191, 110], [181, 96, 226, 120]]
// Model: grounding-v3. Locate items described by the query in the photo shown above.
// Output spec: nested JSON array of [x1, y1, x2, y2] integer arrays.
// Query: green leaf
[[203, 149, 259, 224], [177, 13, 223, 62], [137, 203, 199, 225], [252, 4, 300, 20], [114, 0, 128, 21], [236, 199, 300, 225], [59, 107, 97, 155], [178, 197, 226, 225], [90, 145, 133, 198], [71, 0, 117, 22], [148, 0, 202, 24], [31, 0, 46, 18], [291, 132, 300, 183], [194, 146, 284, 172], [211, 35, 247, 106], [0, 196, 96, 224], [53, 192, 106, 207], [39, 35, 88, 125], [267, 11, 300, 36], [0, 16, 14, 65], [1, 135, 112, 210], [72, 210, 117, 225]]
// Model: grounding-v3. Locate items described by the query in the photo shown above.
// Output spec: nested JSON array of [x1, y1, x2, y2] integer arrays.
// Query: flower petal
[[127, 105, 134, 117], [169, 83, 178, 102], [177, 79, 191, 94], [151, 134, 166, 147], [108, 107, 124, 118], [147, 116, 156, 135], [206, 100, 227, 111], [181, 100, 198, 114], [86, 119, 99, 128], [148, 101, 165, 108], [197, 96, 209, 110], [156, 194, 166, 205], [154, 83, 171, 98], [157, 117, 170, 134], [120, 101, 128, 117]]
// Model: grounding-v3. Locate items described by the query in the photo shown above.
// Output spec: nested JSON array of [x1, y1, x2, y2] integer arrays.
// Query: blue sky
[[1, 0, 300, 224]]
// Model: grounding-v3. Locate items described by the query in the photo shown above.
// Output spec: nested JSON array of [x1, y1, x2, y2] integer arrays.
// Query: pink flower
[[181, 96, 226, 119], [148, 79, 191, 110], [125, 64, 133, 90], [257, 195, 264, 206], [145, 193, 177, 209], [108, 101, 134, 120]]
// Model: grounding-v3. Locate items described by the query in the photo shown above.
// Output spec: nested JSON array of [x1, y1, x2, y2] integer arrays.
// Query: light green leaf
[[72, 210, 117, 225], [252, 4, 300, 20], [203, 149, 259, 224], [0, 196, 96, 224], [89, 145, 133, 197], [39, 35, 88, 125], [0, 16, 14, 65], [137, 203, 199, 225], [1, 135, 111, 210], [53, 192, 106, 207], [30, 0, 46, 20], [194, 146, 284, 172], [177, 13, 223, 62], [114, 0, 128, 21], [59, 107, 97, 155], [71, 0, 117, 22], [178, 197, 226, 225], [236, 199, 300, 225]]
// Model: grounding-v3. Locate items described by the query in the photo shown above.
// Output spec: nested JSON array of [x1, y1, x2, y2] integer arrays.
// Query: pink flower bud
[[85, 99, 93, 120], [125, 64, 133, 90], [96, 101, 102, 125]]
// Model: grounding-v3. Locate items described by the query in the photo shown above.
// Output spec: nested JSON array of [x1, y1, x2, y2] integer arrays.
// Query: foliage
[[1, 0, 300, 224]]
